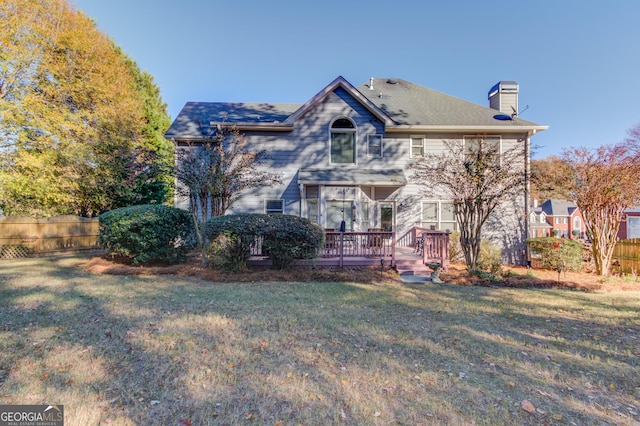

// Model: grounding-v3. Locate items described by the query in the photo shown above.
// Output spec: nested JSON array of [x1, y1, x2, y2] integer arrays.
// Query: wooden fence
[[612, 238, 640, 274], [0, 216, 99, 258]]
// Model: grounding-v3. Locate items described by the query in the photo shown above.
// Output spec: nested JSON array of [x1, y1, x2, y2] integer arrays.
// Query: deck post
[[392, 232, 396, 266], [339, 232, 344, 269]]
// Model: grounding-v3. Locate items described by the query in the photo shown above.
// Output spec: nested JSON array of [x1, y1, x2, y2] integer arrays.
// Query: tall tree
[[120, 50, 174, 205], [0, 0, 171, 216], [410, 137, 526, 271], [175, 123, 281, 266], [563, 131, 640, 275], [530, 155, 574, 202]]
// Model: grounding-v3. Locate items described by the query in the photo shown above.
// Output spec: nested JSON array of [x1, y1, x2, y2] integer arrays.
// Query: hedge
[[205, 213, 324, 271], [527, 237, 583, 271], [99, 204, 195, 264]]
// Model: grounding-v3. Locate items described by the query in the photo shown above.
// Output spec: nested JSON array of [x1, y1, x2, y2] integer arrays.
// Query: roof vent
[[386, 79, 398, 84], [369, 77, 375, 90]]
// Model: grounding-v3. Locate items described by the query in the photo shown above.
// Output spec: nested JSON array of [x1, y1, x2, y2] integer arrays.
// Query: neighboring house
[[529, 199, 585, 239], [166, 76, 547, 263], [618, 207, 640, 240]]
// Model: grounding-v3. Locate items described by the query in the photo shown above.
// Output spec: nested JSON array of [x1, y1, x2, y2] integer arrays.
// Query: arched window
[[573, 216, 581, 231], [330, 118, 355, 164]]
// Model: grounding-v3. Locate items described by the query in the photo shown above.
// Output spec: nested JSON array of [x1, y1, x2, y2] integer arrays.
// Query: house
[[618, 207, 640, 240], [529, 199, 585, 239], [166, 77, 548, 263]]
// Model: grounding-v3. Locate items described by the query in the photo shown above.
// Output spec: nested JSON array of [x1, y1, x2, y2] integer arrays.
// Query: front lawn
[[0, 256, 638, 425]]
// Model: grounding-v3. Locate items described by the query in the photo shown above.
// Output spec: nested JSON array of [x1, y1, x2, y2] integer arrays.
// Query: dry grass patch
[[0, 256, 639, 425]]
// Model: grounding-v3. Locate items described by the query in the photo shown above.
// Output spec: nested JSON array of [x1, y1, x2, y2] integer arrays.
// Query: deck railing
[[323, 231, 394, 260], [419, 229, 450, 271], [248, 227, 449, 270]]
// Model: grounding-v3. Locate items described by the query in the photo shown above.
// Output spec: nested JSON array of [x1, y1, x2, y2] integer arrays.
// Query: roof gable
[[284, 76, 393, 126]]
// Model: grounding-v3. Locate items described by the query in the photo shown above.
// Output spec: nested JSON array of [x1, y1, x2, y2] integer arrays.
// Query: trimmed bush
[[205, 215, 261, 272], [205, 213, 325, 271], [261, 214, 325, 270], [99, 205, 195, 264], [527, 237, 583, 271]]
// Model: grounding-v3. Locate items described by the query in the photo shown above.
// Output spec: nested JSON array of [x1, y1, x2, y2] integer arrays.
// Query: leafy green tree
[[0, 0, 172, 216]]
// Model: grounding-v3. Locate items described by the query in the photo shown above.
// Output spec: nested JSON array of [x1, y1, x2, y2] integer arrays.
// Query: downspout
[[299, 183, 304, 218], [524, 131, 533, 266]]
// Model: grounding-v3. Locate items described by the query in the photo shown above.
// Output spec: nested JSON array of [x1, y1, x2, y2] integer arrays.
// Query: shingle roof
[[356, 78, 541, 127], [165, 77, 546, 139], [539, 199, 578, 216], [165, 102, 300, 139]]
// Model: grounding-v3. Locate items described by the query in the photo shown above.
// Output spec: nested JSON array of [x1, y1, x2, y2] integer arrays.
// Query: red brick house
[[618, 207, 640, 240], [529, 199, 585, 239]]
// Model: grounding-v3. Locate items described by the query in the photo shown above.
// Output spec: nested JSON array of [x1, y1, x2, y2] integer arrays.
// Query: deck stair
[[394, 246, 432, 282]]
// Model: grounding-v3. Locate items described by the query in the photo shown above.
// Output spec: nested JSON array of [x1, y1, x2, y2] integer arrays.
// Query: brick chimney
[[488, 81, 519, 118]]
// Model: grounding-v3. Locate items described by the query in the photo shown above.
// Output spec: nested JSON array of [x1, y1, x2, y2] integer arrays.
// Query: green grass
[[0, 256, 639, 425]]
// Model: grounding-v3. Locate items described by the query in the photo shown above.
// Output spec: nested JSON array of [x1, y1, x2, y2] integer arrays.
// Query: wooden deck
[[248, 228, 450, 272]]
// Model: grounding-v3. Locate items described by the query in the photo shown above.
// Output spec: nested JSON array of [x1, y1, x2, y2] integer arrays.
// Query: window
[[421, 201, 458, 231], [464, 136, 500, 165], [573, 216, 581, 231], [330, 118, 355, 164], [411, 137, 424, 157], [265, 199, 283, 215], [440, 202, 457, 231], [367, 135, 383, 157], [361, 201, 370, 230], [307, 199, 319, 223]]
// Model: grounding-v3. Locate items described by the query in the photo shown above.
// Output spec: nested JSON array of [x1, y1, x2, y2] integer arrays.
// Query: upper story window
[[367, 135, 383, 157], [330, 118, 356, 164], [411, 137, 424, 157], [464, 136, 501, 165]]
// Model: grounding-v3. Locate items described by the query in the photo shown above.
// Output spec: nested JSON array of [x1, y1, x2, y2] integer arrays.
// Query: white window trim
[[421, 200, 458, 231], [329, 117, 357, 165], [463, 135, 502, 166], [264, 199, 284, 215], [367, 134, 383, 157], [410, 136, 425, 158]]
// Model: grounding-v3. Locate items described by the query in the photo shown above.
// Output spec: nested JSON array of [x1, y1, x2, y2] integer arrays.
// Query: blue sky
[[72, 0, 640, 159]]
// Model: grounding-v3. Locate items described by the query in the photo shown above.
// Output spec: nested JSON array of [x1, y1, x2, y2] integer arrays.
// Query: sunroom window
[[330, 118, 355, 164]]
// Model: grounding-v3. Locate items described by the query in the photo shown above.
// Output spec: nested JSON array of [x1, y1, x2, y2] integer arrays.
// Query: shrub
[[449, 231, 464, 262], [527, 237, 583, 271], [99, 205, 195, 264], [261, 215, 325, 270], [476, 239, 503, 277], [205, 215, 261, 272], [205, 214, 324, 271]]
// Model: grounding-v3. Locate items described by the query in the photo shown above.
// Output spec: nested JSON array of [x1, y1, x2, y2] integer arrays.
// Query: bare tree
[[562, 133, 640, 275], [410, 137, 527, 271], [174, 123, 281, 265]]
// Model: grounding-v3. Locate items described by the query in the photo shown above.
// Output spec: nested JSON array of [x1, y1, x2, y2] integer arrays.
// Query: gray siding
[[173, 86, 533, 262]]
